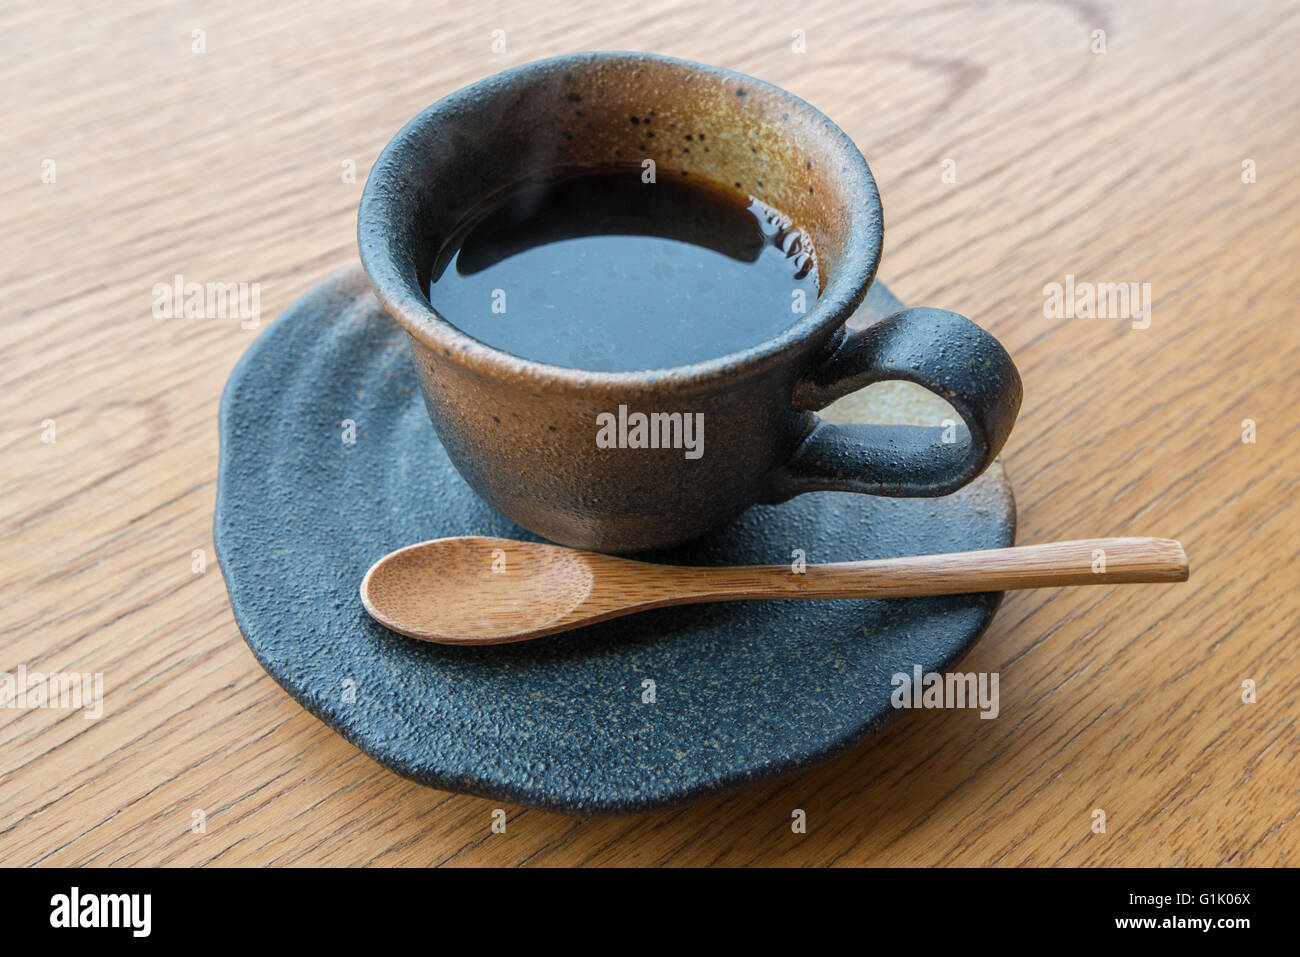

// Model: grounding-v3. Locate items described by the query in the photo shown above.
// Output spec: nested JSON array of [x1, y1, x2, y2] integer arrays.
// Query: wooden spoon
[[360, 536, 1188, 645]]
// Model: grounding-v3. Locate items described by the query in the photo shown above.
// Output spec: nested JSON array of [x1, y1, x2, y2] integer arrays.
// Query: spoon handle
[[678, 538, 1188, 601]]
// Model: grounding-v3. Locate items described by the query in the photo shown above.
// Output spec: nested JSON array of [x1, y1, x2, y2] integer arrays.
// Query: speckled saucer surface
[[214, 266, 1015, 814]]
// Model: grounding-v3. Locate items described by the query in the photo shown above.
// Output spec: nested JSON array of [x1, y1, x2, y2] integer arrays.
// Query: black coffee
[[427, 169, 820, 371]]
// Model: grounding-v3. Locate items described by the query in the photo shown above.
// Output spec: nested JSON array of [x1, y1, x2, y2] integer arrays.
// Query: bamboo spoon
[[360, 536, 1188, 645]]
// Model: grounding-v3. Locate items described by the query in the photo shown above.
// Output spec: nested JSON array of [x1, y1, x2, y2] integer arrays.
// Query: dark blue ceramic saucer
[[214, 266, 1015, 814]]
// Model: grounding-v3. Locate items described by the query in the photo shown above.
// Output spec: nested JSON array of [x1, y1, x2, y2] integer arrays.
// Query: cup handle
[[761, 307, 1022, 502]]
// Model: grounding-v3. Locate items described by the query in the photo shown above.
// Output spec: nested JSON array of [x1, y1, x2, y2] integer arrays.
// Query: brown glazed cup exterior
[[358, 52, 1021, 552]]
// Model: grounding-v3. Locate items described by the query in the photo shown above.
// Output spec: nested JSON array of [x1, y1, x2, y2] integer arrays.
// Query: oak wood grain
[[2, 0, 1297, 866]]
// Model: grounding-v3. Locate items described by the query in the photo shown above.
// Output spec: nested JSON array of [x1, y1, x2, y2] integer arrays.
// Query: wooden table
[[3, 0, 1297, 867]]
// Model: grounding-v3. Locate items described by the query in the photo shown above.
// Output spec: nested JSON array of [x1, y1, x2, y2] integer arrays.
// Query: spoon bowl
[[361, 538, 599, 642]]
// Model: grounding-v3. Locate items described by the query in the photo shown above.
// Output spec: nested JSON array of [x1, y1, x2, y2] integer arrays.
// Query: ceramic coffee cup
[[358, 51, 1021, 552]]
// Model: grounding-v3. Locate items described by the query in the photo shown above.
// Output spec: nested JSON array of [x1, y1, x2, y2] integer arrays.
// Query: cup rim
[[358, 51, 883, 390]]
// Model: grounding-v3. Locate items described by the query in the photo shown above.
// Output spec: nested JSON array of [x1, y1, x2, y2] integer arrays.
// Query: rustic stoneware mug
[[358, 51, 1022, 552]]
